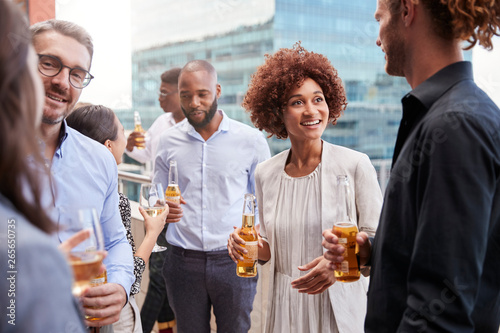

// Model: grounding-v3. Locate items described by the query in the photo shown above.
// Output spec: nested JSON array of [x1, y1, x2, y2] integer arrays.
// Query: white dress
[[266, 164, 338, 333]]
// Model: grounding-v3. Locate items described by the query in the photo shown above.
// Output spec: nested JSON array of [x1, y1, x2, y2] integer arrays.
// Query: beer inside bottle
[[237, 194, 258, 278], [133, 111, 146, 149], [165, 184, 181, 204], [333, 175, 360, 282], [165, 160, 181, 203], [86, 269, 107, 321], [333, 222, 360, 282]]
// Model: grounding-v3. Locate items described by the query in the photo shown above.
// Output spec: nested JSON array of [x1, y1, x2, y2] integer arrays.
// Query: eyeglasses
[[158, 90, 177, 98], [37, 54, 94, 89]]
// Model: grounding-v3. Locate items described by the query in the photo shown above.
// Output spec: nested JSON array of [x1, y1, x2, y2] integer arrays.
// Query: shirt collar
[[185, 109, 229, 139], [409, 61, 473, 109], [218, 109, 229, 131], [56, 120, 70, 158]]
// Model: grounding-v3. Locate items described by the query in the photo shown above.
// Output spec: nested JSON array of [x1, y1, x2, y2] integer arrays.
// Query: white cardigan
[[255, 141, 383, 333]]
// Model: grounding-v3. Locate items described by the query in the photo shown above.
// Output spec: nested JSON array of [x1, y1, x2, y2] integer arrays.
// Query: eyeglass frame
[[158, 90, 178, 98], [37, 54, 94, 89]]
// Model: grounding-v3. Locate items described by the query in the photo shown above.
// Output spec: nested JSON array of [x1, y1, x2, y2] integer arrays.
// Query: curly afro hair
[[242, 42, 347, 139], [386, 0, 500, 50]]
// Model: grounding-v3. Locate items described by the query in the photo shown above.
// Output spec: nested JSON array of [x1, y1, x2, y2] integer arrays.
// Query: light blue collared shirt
[[43, 121, 134, 296], [154, 110, 271, 251]]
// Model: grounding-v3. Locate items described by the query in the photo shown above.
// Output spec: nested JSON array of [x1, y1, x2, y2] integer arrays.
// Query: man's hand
[[291, 256, 336, 295], [82, 283, 127, 327], [165, 197, 186, 223], [322, 230, 372, 269], [126, 131, 144, 152], [227, 227, 245, 264]]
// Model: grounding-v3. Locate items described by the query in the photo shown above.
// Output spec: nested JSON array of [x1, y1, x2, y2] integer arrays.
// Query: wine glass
[[66, 208, 105, 296], [140, 183, 168, 252]]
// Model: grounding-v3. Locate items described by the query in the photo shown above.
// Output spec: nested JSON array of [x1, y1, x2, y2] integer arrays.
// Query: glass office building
[[129, 0, 410, 160]]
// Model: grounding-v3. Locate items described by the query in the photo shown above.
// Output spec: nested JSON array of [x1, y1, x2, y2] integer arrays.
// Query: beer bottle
[[165, 160, 181, 204], [86, 268, 107, 321], [133, 111, 146, 149], [332, 175, 360, 282], [236, 193, 258, 278]]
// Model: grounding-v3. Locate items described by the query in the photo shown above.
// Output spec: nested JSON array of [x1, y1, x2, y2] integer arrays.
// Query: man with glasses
[[30, 20, 134, 329], [126, 68, 186, 173]]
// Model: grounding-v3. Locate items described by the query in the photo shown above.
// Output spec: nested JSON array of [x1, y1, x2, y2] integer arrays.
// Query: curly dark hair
[[243, 43, 347, 139], [386, 0, 500, 50]]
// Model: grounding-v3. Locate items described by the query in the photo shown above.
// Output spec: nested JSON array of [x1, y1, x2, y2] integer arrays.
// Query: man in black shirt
[[323, 0, 500, 332]]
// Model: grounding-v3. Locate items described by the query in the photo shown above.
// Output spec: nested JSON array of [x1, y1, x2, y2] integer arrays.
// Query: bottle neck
[[134, 111, 142, 126], [241, 213, 255, 228], [168, 168, 178, 184]]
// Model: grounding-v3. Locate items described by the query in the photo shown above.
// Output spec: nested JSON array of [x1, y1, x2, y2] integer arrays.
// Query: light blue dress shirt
[[154, 110, 271, 251], [43, 121, 134, 296]]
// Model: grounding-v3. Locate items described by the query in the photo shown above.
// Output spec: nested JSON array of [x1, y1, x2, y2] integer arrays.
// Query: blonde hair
[[30, 19, 94, 64]]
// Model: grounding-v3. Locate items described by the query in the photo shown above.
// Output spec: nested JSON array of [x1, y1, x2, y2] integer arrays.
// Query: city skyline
[[129, 0, 405, 161], [53, 1, 499, 117]]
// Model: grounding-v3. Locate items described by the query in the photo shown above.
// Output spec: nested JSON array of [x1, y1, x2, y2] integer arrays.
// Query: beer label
[[338, 237, 347, 244], [242, 241, 258, 263], [340, 261, 349, 273], [90, 276, 106, 286], [165, 195, 180, 204]]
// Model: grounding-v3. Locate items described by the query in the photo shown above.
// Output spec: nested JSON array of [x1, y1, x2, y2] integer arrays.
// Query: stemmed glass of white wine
[[140, 183, 168, 252], [66, 208, 105, 297]]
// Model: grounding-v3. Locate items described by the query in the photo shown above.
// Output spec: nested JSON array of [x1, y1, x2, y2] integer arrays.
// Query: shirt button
[[203, 205, 207, 209], [203, 184, 206, 188], [203, 163, 206, 167]]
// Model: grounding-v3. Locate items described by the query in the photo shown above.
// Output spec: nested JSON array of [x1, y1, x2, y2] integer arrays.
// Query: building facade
[[127, 0, 415, 161]]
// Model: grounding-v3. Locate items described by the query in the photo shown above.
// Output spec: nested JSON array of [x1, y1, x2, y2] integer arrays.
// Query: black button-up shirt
[[366, 62, 500, 332]]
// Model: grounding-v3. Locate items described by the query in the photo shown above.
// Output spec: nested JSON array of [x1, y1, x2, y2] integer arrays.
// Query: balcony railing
[[117, 169, 151, 194], [118, 158, 392, 199]]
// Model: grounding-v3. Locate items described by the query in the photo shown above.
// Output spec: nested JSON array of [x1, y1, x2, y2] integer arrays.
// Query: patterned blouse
[[119, 192, 145, 296]]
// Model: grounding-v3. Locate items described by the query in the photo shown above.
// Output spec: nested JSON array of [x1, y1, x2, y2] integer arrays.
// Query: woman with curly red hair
[[322, 0, 500, 332], [228, 43, 383, 332]]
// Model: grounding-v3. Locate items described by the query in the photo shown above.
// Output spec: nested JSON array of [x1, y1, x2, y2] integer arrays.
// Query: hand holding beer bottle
[[165, 160, 181, 204], [227, 194, 260, 278], [130, 111, 146, 150], [331, 175, 361, 282], [164, 160, 185, 223], [322, 229, 372, 271]]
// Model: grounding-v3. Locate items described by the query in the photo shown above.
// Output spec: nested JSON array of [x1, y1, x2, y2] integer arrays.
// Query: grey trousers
[[164, 246, 257, 333]]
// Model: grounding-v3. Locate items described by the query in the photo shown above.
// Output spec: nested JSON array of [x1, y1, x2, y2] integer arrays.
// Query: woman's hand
[[291, 255, 336, 295], [139, 204, 169, 237], [323, 229, 371, 269], [59, 230, 107, 295], [58, 229, 90, 255]]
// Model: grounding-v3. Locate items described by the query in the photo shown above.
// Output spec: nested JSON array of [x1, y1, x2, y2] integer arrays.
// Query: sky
[[56, 0, 133, 109], [473, 42, 500, 107], [55, 1, 500, 109], [130, 0, 275, 50]]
